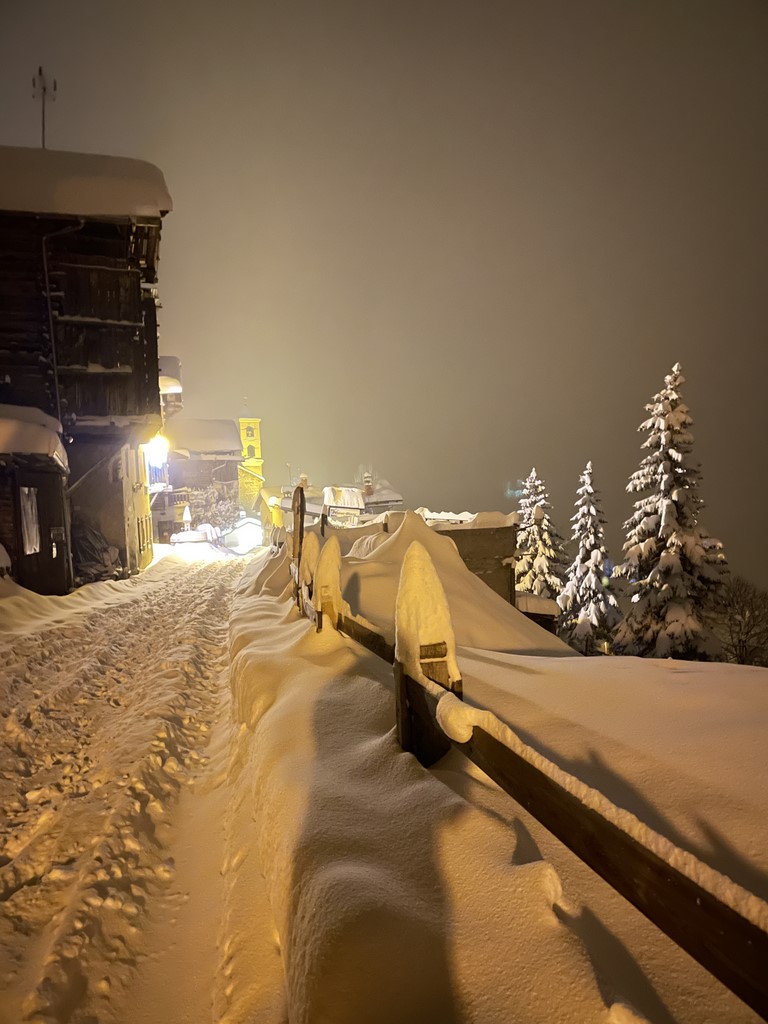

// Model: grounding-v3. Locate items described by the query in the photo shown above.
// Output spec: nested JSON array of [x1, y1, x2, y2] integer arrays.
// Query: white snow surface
[[341, 511, 571, 655], [0, 549, 247, 1024], [2, 516, 766, 1024], [434, 690, 768, 931], [418, 508, 520, 529], [456, 647, 768, 911], [0, 145, 172, 218], [515, 591, 562, 616], [231, 539, 765, 1023], [230, 546, 622, 1023]]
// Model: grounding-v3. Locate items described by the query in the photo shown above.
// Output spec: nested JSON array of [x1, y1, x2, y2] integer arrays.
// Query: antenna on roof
[[32, 66, 57, 149]]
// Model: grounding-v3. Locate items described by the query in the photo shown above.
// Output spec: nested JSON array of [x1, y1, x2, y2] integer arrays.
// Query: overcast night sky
[[1, 1, 766, 584]]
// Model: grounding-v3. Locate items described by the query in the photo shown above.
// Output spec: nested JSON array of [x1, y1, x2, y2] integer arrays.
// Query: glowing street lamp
[[145, 432, 170, 469]]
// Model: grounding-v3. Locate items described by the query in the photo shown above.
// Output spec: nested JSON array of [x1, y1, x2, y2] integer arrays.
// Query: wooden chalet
[[0, 146, 172, 587]]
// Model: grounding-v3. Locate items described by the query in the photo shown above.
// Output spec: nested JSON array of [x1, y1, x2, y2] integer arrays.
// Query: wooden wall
[[0, 213, 163, 423]]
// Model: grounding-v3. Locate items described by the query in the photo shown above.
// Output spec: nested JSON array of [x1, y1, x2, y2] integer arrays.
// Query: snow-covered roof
[[322, 486, 366, 510], [515, 592, 560, 617], [0, 404, 67, 468], [165, 417, 242, 454], [421, 508, 520, 530], [158, 375, 182, 395], [0, 146, 172, 219], [363, 479, 403, 507]]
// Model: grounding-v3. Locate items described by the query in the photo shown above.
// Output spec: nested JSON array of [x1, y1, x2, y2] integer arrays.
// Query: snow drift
[[341, 510, 571, 655], [228, 540, 635, 1023]]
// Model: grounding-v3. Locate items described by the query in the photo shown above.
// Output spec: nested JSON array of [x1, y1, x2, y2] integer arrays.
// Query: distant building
[[0, 145, 173, 587], [151, 416, 242, 541], [238, 416, 264, 515], [158, 355, 183, 420]]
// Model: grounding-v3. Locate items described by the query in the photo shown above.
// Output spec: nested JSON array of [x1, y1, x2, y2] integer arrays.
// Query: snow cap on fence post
[[313, 534, 348, 626], [299, 531, 320, 588], [395, 541, 461, 686]]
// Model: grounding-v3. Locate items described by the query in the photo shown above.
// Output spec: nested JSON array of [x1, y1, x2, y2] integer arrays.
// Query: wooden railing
[[285, 488, 768, 1020]]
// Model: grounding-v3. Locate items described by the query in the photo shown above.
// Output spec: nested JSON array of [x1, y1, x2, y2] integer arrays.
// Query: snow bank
[[418, 508, 520, 530], [457, 647, 768, 908], [434, 691, 768, 932], [228, 547, 624, 1023], [0, 545, 226, 635], [340, 511, 571, 655], [305, 520, 386, 556]]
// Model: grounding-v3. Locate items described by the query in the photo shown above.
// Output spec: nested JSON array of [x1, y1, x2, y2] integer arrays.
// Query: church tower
[[238, 416, 264, 514]]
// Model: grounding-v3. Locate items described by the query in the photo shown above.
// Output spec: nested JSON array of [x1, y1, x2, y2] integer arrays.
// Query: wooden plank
[[338, 614, 395, 665], [291, 486, 305, 562], [419, 642, 447, 659], [291, 486, 305, 603], [394, 661, 412, 754], [455, 725, 768, 1020], [301, 586, 323, 632], [420, 660, 449, 686]]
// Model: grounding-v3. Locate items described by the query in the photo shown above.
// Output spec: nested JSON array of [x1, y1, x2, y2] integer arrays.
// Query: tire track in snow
[[0, 558, 241, 1024]]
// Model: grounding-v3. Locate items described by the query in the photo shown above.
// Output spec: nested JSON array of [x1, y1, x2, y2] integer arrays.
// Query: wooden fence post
[[394, 542, 463, 768], [291, 485, 305, 604], [395, 647, 456, 767]]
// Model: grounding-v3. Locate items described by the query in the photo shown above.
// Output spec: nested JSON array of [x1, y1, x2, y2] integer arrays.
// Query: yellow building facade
[[238, 417, 265, 514]]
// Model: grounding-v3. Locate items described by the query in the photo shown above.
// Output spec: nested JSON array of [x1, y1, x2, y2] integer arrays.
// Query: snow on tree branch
[[613, 364, 727, 659], [557, 461, 621, 655], [515, 468, 566, 600]]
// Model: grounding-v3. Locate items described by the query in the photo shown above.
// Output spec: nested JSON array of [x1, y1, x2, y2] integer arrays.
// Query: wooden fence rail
[[285, 488, 768, 1020]]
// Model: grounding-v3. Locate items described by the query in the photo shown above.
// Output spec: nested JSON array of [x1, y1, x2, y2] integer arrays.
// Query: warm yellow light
[[145, 433, 170, 469]]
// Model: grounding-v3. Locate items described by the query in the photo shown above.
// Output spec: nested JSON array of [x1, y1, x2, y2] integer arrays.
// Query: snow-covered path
[[0, 555, 275, 1024]]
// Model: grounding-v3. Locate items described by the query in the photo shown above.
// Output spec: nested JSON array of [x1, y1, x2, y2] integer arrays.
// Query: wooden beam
[[419, 692, 768, 1021], [338, 614, 395, 665]]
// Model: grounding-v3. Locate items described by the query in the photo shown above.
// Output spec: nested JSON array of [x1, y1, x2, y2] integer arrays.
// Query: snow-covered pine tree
[[613, 363, 727, 659], [515, 468, 566, 598], [557, 461, 621, 654]]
